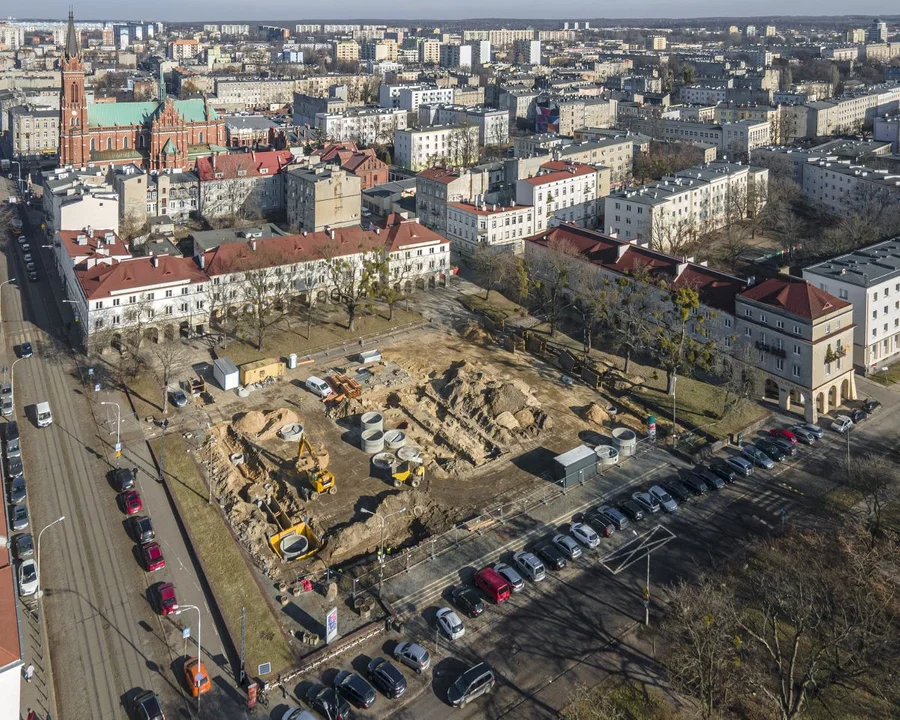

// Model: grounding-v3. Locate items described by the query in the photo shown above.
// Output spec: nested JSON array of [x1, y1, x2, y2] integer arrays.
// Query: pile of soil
[[233, 408, 300, 440], [582, 402, 610, 426], [458, 321, 490, 344]]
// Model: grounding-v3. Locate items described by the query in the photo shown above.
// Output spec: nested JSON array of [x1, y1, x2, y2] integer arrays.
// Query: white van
[[305, 376, 332, 399], [36, 401, 53, 427]]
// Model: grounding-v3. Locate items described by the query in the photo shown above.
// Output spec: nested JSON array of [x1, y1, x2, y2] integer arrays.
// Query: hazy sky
[[23, 1, 900, 22]]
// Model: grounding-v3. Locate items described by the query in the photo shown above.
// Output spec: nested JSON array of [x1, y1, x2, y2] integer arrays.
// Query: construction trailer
[[239, 358, 286, 386], [552, 445, 599, 488], [212, 357, 239, 391]]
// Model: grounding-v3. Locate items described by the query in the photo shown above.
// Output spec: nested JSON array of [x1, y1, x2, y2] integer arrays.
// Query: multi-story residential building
[[647, 35, 667, 50], [418, 104, 510, 146], [41, 167, 120, 234], [223, 115, 283, 148], [513, 39, 541, 65], [847, 28, 867, 43], [803, 85, 900, 137], [4, 105, 58, 163], [362, 39, 398, 63], [114, 165, 199, 225], [439, 44, 473, 70], [0, 22, 25, 49], [446, 200, 534, 257], [514, 134, 633, 187], [554, 97, 617, 136], [452, 86, 485, 107], [868, 18, 888, 43], [416, 166, 493, 237], [379, 84, 454, 112], [804, 239, 900, 371], [312, 142, 388, 190], [292, 91, 353, 127], [394, 125, 481, 171], [418, 39, 441, 64], [515, 161, 601, 233], [214, 78, 295, 109], [463, 28, 534, 46], [196, 150, 293, 220], [680, 85, 730, 105], [333, 40, 360, 63], [874, 114, 900, 152], [630, 118, 770, 159], [604, 161, 769, 248], [471, 40, 491, 66], [285, 166, 362, 232], [313, 107, 407, 144], [168, 38, 201, 61], [220, 24, 249, 35], [802, 161, 900, 218]]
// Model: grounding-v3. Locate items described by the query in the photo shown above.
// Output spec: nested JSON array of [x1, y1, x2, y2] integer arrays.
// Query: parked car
[[552, 533, 583, 559], [183, 658, 211, 697], [769, 428, 798, 444], [367, 657, 407, 699], [723, 456, 754, 477], [618, 500, 645, 522], [27, 271, 38, 283], [791, 426, 816, 444], [570, 522, 600, 548], [798, 422, 825, 439], [436, 607, 465, 640], [756, 440, 786, 462], [447, 662, 495, 708], [132, 690, 165, 720], [10, 504, 28, 530], [131, 515, 155, 544], [742, 444, 775, 469], [305, 376, 332, 399], [512, 551, 546, 581], [18, 558, 38, 596], [152, 582, 178, 616], [493, 562, 525, 592], [114, 467, 137, 491], [631, 491, 661, 514], [121, 490, 143, 515], [5, 437, 21, 458], [693, 467, 725, 490], [305, 685, 351, 720], [393, 641, 430, 673], [862, 398, 882, 414], [18, 342, 32, 358], [708, 460, 738, 483], [831, 415, 853, 434], [7, 456, 23, 477], [333, 670, 377, 709], [5, 420, 19, 443], [13, 533, 33, 559], [142, 542, 165, 572], [662, 479, 692, 502], [280, 711, 316, 720], [848, 408, 867, 424], [473, 567, 511, 604], [0, 383, 12, 417], [451, 586, 485, 618], [595, 505, 629, 531], [8, 474, 26, 504], [649, 485, 678, 513], [534, 541, 567, 570], [679, 474, 709, 496], [769, 437, 797, 456], [585, 511, 615, 537], [170, 389, 188, 408]]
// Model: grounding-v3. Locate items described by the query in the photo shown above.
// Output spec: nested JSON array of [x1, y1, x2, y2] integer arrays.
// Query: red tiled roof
[[417, 167, 459, 184], [528, 225, 746, 313], [76, 255, 208, 300], [196, 150, 293, 182], [521, 162, 597, 186], [739, 276, 850, 320], [313, 141, 360, 162], [57, 229, 130, 265], [340, 150, 381, 173]]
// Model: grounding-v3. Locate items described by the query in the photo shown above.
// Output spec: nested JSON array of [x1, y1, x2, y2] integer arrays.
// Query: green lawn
[[151, 434, 295, 676], [868, 363, 900, 386]]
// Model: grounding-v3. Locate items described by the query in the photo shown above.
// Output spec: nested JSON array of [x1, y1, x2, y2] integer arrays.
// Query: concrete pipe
[[595, 444, 620, 466], [397, 445, 422, 463], [278, 422, 304, 441], [279, 534, 309, 561], [611, 427, 638, 457], [371, 452, 397, 479], [384, 429, 406, 449], [361, 428, 385, 453], [360, 411, 384, 433]]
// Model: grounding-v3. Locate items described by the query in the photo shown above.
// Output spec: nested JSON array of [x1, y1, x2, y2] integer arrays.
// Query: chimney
[[251, 239, 257, 251], [151, 256, 159, 267], [86, 225, 93, 237], [616, 244, 628, 260], [198, 253, 206, 269]]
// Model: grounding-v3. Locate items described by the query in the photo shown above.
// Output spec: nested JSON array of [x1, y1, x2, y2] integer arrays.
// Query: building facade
[[285, 166, 362, 232], [515, 161, 600, 233], [447, 201, 534, 257], [394, 125, 481, 171]]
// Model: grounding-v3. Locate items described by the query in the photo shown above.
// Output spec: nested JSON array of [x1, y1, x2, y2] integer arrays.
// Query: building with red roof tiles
[[515, 161, 604, 234], [196, 150, 294, 219], [312, 142, 389, 190], [446, 200, 535, 257]]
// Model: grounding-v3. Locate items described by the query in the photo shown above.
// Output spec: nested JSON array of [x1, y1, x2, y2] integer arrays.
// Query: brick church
[[59, 12, 226, 171]]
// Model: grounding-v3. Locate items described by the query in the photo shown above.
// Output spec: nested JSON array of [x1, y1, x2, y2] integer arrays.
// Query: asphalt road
[[3, 178, 243, 720]]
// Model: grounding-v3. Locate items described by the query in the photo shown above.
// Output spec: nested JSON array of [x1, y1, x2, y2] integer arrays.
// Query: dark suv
[[114, 467, 137, 491], [131, 516, 155, 544], [333, 670, 376, 709], [447, 662, 495, 708], [367, 657, 407, 699], [451, 586, 485, 617], [534, 542, 567, 570], [132, 690, 165, 720]]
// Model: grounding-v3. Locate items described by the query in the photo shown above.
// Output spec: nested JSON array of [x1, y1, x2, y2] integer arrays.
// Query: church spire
[[64, 9, 80, 60]]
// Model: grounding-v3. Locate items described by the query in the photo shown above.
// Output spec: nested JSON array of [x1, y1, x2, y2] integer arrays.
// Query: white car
[[493, 562, 525, 592], [436, 607, 465, 640], [570, 522, 600, 549], [632, 491, 661, 514], [648, 485, 678, 513], [831, 415, 853, 434], [552, 533, 582, 559], [512, 551, 545, 582], [305, 376, 332, 398], [18, 559, 38, 596]]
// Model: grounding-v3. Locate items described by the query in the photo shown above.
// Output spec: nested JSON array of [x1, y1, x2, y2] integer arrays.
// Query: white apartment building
[[418, 104, 510, 146], [220, 24, 249, 35], [440, 44, 473, 70], [394, 125, 481, 171], [314, 107, 408, 144], [333, 40, 360, 63], [378, 84, 454, 112], [874, 114, 900, 152], [415, 166, 493, 237], [804, 85, 900, 137], [645, 118, 771, 158], [805, 238, 900, 371], [802, 161, 900, 219], [471, 40, 491, 65], [213, 79, 295, 109], [513, 39, 541, 65], [680, 86, 729, 105], [604, 161, 769, 249], [446, 201, 534, 257], [515, 161, 600, 233]]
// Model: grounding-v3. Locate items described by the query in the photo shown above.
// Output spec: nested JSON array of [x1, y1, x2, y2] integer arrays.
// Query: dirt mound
[[582, 402, 610, 426], [459, 321, 490, 343], [233, 408, 300, 440], [486, 383, 529, 417]]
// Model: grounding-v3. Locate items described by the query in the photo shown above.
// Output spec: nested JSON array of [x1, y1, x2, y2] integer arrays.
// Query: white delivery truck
[[35, 401, 53, 427]]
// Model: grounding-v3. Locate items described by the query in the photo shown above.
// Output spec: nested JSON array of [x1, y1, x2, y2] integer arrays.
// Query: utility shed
[[552, 445, 598, 487], [213, 357, 239, 390], [239, 358, 286, 385]]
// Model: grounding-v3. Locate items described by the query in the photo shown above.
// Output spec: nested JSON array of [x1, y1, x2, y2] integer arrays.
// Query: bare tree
[[447, 124, 480, 168], [590, 268, 655, 372], [319, 243, 383, 332], [529, 237, 580, 336], [472, 246, 517, 301], [839, 452, 898, 538], [236, 250, 294, 351], [718, 338, 763, 417], [150, 341, 189, 414]]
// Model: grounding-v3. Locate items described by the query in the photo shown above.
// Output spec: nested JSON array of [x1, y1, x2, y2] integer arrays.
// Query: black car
[[585, 511, 615, 537], [14, 532, 34, 559], [693, 467, 725, 491], [170, 389, 188, 408], [18, 342, 32, 358], [680, 474, 708, 496], [7, 456, 23, 478], [27, 271, 38, 282], [618, 500, 645, 522], [756, 439, 786, 462], [132, 690, 165, 720], [708, 461, 737, 483], [306, 684, 352, 720], [451, 586, 485, 618], [8, 474, 26, 504], [663, 479, 692, 502], [366, 657, 407, 699], [114, 467, 137, 491], [534, 541, 567, 570], [848, 408, 867, 424], [333, 670, 377, 709], [768, 437, 797, 456], [131, 515, 155, 544], [6, 420, 19, 443], [862, 398, 882, 414]]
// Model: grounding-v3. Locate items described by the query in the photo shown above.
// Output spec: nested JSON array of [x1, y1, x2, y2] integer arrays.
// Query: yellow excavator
[[392, 459, 424, 489], [297, 433, 336, 499]]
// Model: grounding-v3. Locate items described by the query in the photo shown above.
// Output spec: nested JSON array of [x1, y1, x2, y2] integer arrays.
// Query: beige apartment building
[[285, 166, 361, 232], [333, 40, 360, 63]]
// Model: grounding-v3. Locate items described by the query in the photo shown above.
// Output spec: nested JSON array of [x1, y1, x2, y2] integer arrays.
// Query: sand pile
[[234, 408, 299, 440], [459, 321, 490, 344], [582, 402, 610, 426]]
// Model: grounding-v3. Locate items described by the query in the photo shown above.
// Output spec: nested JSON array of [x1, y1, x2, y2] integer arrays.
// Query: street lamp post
[[670, 373, 678, 448], [9, 160, 22, 191], [10, 356, 27, 404], [361, 506, 407, 593], [100, 401, 122, 464], [175, 604, 202, 712], [35, 516, 66, 605], [0, 278, 16, 330]]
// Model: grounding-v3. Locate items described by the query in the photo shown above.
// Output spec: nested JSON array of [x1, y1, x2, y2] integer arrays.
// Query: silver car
[[742, 444, 775, 469], [11, 504, 28, 531], [648, 485, 678, 513], [513, 551, 546, 582], [493, 562, 525, 592], [393, 641, 430, 673], [437, 607, 465, 640], [552, 533, 583, 559], [570, 522, 600, 549], [632, 491, 661, 514]]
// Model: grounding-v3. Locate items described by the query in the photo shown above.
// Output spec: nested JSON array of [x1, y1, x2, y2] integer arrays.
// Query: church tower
[[59, 11, 89, 166]]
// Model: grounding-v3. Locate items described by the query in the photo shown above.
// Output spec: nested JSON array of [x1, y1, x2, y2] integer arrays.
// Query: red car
[[142, 542, 166, 572], [769, 428, 798, 444], [154, 582, 178, 616], [121, 490, 143, 515]]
